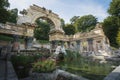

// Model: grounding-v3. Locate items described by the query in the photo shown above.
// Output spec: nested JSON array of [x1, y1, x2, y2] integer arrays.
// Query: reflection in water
[[58, 50, 114, 80]]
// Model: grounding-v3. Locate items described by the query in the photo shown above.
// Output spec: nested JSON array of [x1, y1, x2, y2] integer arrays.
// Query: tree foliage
[[74, 15, 97, 32], [8, 8, 18, 23], [0, 0, 10, 8], [116, 29, 120, 46], [0, 0, 10, 23], [63, 24, 76, 35], [34, 19, 50, 40], [108, 0, 120, 17], [70, 16, 79, 24], [60, 19, 65, 28], [20, 9, 27, 16], [61, 19, 76, 35], [103, 0, 120, 48], [103, 16, 119, 47]]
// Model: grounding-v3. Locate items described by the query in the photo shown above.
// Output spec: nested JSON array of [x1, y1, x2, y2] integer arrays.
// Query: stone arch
[[31, 14, 60, 29], [34, 16, 55, 30], [17, 4, 62, 31], [17, 4, 65, 49]]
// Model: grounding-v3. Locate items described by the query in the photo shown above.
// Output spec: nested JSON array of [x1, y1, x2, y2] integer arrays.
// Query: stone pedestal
[[87, 38, 93, 52]]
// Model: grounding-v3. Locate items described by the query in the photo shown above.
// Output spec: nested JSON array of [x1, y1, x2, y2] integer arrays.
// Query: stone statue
[[54, 44, 66, 55], [50, 44, 67, 62]]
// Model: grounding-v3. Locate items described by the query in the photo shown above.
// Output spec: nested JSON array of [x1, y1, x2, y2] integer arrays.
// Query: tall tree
[[8, 8, 18, 23], [60, 18, 65, 28], [108, 0, 120, 17], [0, 0, 10, 23], [108, 0, 120, 28], [103, 16, 119, 47], [0, 0, 9, 8], [70, 16, 79, 24], [63, 24, 75, 35], [74, 15, 97, 32], [103, 0, 120, 48]]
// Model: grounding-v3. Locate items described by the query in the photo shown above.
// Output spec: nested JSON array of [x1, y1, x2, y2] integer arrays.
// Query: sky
[[9, 0, 112, 23]]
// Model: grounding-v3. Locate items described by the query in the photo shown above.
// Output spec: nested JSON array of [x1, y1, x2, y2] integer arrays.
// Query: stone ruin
[[0, 5, 112, 59]]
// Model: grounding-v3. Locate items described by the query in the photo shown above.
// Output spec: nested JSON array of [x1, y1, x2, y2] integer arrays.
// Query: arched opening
[[34, 17, 55, 41]]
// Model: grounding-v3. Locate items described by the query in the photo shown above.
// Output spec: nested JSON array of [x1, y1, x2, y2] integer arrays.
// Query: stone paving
[[0, 60, 18, 80], [0, 60, 6, 80]]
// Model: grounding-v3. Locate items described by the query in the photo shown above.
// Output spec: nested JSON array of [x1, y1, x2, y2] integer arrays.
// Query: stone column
[[87, 38, 93, 52], [24, 37, 33, 49], [50, 41, 55, 53], [102, 38, 106, 50], [64, 41, 68, 49], [67, 41, 70, 49], [80, 40, 83, 52], [55, 40, 59, 48], [70, 42, 74, 50], [86, 40, 89, 52], [51, 41, 55, 49], [12, 35, 20, 51], [93, 39, 96, 53], [82, 39, 87, 52], [100, 40, 103, 50], [50, 40, 59, 52], [76, 40, 81, 52], [61, 41, 64, 47]]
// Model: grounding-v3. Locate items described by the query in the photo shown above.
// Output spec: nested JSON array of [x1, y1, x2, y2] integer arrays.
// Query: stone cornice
[[49, 29, 64, 35], [22, 23, 37, 28], [30, 4, 60, 20]]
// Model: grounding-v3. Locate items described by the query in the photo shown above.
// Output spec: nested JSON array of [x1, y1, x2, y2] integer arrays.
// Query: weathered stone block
[[30, 69, 88, 80]]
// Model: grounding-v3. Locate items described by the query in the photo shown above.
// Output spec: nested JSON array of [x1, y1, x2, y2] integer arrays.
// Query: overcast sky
[[9, 0, 112, 23]]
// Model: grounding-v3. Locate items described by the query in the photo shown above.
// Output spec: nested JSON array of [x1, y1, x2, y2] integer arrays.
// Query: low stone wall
[[12, 48, 50, 56], [104, 65, 120, 80], [30, 69, 88, 80]]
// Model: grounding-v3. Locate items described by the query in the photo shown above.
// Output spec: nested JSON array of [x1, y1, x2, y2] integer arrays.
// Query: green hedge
[[0, 35, 13, 41], [11, 53, 43, 78]]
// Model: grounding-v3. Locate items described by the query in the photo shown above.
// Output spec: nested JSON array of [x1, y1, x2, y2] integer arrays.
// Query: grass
[[11, 53, 43, 78], [11, 50, 52, 78], [0, 34, 25, 44]]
